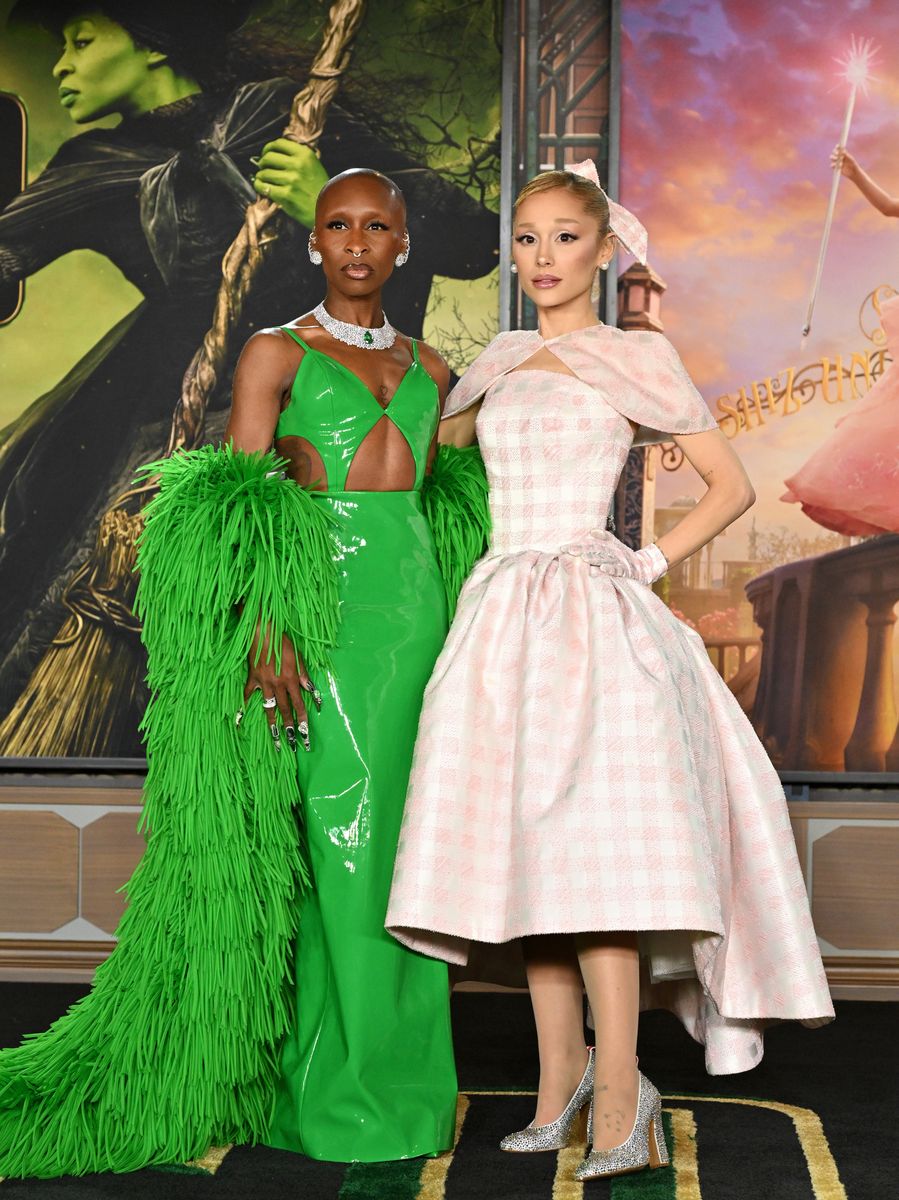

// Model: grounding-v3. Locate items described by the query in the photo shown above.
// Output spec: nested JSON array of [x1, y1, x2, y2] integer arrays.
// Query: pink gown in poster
[[782, 293, 899, 536], [386, 324, 834, 1076]]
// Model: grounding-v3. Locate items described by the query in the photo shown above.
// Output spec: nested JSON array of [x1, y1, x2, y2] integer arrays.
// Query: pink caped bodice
[[445, 325, 717, 555]]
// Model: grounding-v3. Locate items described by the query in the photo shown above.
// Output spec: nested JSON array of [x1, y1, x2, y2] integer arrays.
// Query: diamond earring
[[308, 234, 322, 266], [395, 232, 411, 267]]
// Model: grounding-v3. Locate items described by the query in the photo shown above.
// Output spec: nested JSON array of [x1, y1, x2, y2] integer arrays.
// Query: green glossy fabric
[[276, 332, 435, 491], [267, 333, 457, 1162]]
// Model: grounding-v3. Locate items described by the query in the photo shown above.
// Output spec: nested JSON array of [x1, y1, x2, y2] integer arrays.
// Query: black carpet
[[0, 985, 894, 1199]]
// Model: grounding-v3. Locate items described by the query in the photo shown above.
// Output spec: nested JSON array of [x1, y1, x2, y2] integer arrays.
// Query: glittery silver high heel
[[500, 1047, 595, 1152], [574, 1070, 670, 1179]]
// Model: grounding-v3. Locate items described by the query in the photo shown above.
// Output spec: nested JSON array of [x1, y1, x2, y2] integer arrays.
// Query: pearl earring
[[510, 263, 518, 274], [308, 234, 322, 266], [395, 233, 411, 267], [600, 262, 610, 271]]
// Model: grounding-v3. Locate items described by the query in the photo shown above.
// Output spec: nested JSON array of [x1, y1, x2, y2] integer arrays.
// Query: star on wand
[[801, 36, 879, 345]]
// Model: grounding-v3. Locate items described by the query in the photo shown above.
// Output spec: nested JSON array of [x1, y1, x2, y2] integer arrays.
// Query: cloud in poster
[[622, 0, 899, 552], [622, 0, 899, 406]]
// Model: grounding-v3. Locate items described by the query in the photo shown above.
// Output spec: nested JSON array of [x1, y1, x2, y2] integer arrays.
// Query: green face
[[52, 12, 161, 124]]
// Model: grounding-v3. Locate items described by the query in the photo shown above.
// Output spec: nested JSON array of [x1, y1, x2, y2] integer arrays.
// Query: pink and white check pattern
[[386, 330, 833, 1075]]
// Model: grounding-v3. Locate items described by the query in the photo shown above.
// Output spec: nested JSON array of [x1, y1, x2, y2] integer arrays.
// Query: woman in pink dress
[[781, 144, 899, 535], [386, 162, 834, 1181]]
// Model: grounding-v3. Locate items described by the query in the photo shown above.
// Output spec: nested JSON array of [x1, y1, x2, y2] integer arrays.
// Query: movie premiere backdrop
[[0, 0, 502, 760], [621, 0, 899, 779], [4, 0, 896, 783]]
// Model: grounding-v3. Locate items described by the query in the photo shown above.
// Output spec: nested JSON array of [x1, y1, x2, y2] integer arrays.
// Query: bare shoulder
[[239, 325, 305, 368]]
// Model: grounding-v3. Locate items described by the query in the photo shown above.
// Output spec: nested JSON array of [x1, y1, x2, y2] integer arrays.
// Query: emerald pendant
[[364, 330, 374, 345]]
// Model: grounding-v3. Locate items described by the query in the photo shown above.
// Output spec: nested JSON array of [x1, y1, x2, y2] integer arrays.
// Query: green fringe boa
[[423, 444, 491, 618], [0, 446, 339, 1177], [0, 443, 487, 1178]]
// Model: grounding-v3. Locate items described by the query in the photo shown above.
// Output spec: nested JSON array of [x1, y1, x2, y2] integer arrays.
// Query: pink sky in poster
[[621, 0, 899, 563]]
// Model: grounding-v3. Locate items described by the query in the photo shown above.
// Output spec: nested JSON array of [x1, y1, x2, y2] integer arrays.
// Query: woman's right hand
[[241, 622, 322, 752], [251, 140, 329, 228], [831, 144, 859, 181]]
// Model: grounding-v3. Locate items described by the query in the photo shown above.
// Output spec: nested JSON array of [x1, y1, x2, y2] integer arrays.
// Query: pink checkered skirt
[[386, 552, 834, 1073]]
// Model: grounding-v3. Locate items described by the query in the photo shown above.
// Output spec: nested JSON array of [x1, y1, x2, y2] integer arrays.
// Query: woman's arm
[[225, 329, 295, 450], [438, 402, 482, 448], [225, 330, 317, 751], [417, 342, 452, 473], [654, 427, 755, 567], [831, 146, 899, 218]]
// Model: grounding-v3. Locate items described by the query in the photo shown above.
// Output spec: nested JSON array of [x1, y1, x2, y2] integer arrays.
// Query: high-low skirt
[[387, 548, 834, 1074]]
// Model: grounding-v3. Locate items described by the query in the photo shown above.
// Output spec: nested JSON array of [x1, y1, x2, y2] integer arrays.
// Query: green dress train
[[0, 334, 489, 1178]]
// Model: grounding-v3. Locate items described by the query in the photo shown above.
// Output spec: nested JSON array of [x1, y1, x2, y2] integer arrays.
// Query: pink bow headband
[[566, 160, 648, 265]]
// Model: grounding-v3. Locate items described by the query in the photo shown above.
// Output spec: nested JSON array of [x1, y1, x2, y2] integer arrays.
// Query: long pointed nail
[[270, 724, 281, 751], [285, 725, 297, 751], [298, 720, 310, 752], [235, 709, 244, 728]]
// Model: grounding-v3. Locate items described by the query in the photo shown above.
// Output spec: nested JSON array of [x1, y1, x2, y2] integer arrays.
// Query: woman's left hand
[[252, 139, 329, 227], [563, 529, 668, 585]]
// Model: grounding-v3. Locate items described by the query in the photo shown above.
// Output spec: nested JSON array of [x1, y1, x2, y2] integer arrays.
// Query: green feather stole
[[0, 445, 339, 1177], [423, 444, 491, 619]]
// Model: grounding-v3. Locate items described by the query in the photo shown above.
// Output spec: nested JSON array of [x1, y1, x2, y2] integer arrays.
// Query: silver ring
[[262, 696, 277, 709]]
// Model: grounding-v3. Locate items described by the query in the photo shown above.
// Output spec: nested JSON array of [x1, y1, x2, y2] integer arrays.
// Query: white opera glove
[[563, 528, 668, 586]]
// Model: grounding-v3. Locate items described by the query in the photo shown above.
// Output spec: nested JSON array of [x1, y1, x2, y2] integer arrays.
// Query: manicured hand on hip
[[563, 529, 668, 586], [251, 140, 329, 227]]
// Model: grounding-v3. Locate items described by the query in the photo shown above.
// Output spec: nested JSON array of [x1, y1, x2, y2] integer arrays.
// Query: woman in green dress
[[0, 167, 488, 1176], [228, 166, 459, 1162]]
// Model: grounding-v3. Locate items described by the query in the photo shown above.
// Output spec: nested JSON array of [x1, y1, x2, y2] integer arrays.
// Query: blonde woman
[[387, 162, 833, 1181]]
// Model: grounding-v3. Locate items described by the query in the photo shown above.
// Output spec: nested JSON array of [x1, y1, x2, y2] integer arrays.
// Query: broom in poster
[[168, 0, 367, 455], [0, 0, 367, 757], [801, 37, 878, 343]]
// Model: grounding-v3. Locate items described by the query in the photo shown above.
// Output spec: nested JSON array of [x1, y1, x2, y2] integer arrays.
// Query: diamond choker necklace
[[313, 302, 397, 350]]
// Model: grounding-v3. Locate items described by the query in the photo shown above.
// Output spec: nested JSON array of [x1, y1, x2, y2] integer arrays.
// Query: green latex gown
[[265, 329, 458, 1162], [0, 336, 468, 1179]]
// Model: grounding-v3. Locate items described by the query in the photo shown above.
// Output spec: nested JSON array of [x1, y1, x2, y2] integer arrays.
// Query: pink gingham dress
[[386, 325, 834, 1073]]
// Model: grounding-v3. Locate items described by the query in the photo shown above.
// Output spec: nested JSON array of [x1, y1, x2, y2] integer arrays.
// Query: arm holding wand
[[832, 145, 899, 218]]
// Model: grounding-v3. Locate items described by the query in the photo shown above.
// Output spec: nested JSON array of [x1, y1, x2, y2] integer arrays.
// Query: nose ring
[[351, 251, 362, 258]]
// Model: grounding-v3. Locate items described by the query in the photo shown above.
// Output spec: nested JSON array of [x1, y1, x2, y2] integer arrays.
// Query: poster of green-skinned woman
[[621, 0, 899, 778], [0, 0, 501, 759]]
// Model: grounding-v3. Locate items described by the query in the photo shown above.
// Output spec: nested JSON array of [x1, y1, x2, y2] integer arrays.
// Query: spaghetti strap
[[280, 326, 314, 353], [410, 338, 420, 364]]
